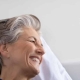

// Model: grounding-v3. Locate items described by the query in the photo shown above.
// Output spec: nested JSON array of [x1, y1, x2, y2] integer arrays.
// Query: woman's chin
[[25, 56, 41, 78], [27, 65, 40, 78], [26, 59, 40, 78]]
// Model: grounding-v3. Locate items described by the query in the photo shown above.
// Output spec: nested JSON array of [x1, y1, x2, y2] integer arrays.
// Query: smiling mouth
[[29, 56, 41, 64]]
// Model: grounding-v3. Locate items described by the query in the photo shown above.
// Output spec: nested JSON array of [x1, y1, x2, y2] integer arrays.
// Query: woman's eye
[[28, 39, 36, 44], [30, 40, 35, 43], [27, 37, 36, 44]]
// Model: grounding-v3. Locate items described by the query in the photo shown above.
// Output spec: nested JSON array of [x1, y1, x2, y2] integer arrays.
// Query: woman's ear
[[0, 44, 9, 58]]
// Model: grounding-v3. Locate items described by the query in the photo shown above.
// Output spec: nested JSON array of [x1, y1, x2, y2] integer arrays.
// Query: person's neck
[[0, 65, 28, 80]]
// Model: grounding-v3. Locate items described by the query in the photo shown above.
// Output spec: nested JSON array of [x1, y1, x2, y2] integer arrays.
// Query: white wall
[[0, 0, 80, 63]]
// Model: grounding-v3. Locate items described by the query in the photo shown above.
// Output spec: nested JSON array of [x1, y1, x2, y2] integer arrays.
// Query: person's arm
[[32, 37, 72, 80]]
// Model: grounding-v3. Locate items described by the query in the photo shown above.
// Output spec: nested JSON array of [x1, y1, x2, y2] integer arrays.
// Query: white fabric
[[32, 37, 72, 80]]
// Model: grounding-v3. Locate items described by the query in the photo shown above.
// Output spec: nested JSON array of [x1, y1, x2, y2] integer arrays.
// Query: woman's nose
[[36, 45, 45, 55]]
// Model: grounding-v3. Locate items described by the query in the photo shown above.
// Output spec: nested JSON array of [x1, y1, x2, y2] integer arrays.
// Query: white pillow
[[32, 37, 72, 80]]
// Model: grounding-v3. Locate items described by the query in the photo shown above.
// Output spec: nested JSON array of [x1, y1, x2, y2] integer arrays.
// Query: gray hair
[[0, 14, 41, 74]]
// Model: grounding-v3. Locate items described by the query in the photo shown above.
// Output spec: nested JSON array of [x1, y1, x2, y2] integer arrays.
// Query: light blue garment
[[32, 37, 72, 80]]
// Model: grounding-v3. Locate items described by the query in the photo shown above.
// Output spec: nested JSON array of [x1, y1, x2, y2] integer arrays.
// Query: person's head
[[0, 14, 45, 79]]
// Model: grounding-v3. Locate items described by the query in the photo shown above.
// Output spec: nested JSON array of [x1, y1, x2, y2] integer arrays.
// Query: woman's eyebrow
[[28, 36, 36, 40]]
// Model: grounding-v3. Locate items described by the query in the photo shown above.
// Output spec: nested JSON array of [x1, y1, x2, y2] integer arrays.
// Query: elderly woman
[[0, 14, 45, 80]]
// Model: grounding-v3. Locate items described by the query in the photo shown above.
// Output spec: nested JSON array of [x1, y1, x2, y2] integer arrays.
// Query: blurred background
[[0, 0, 80, 80]]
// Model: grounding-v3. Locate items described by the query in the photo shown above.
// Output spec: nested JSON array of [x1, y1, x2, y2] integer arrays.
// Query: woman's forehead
[[19, 27, 41, 40]]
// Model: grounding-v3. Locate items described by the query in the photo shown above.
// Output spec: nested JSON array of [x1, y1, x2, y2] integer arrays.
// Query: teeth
[[31, 58, 40, 64]]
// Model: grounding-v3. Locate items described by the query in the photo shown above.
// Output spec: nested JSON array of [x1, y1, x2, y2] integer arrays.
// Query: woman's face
[[6, 27, 45, 77]]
